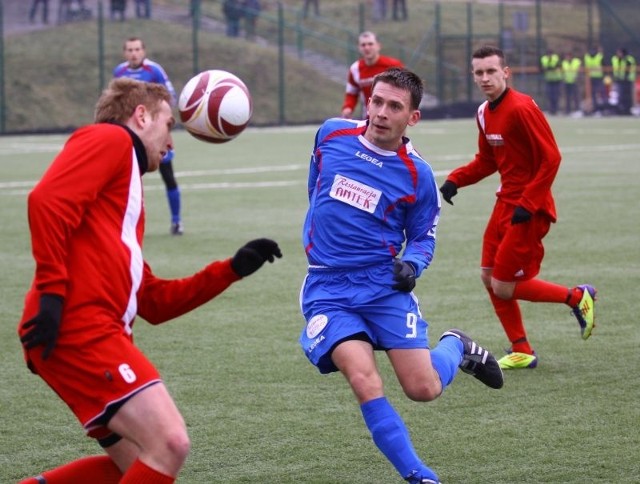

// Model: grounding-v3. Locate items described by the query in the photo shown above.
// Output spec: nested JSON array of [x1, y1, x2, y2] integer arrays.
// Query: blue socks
[[166, 187, 181, 224], [361, 397, 439, 482], [431, 334, 464, 388]]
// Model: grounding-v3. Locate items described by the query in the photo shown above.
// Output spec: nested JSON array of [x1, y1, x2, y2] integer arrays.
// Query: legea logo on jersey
[[306, 314, 328, 338], [355, 150, 383, 167], [486, 134, 504, 146], [330, 175, 381, 214]]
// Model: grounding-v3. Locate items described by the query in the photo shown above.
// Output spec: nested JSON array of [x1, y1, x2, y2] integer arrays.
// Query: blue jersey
[[302, 118, 440, 277], [113, 59, 177, 105]]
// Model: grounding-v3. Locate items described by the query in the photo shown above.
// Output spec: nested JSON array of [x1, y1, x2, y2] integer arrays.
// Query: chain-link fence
[[1, 0, 638, 133]]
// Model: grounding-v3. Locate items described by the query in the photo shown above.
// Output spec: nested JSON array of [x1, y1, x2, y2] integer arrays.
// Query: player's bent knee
[[480, 271, 492, 288], [402, 382, 441, 402], [491, 282, 514, 300], [165, 431, 191, 463]]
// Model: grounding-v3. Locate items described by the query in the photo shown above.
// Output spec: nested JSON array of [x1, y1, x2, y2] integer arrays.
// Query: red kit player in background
[[341, 31, 404, 119], [17, 78, 282, 483], [439, 45, 597, 370]]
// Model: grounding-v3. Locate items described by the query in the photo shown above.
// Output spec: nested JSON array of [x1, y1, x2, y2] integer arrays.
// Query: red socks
[[19, 455, 122, 484], [19, 456, 175, 484], [119, 459, 175, 484], [512, 279, 580, 305], [488, 280, 584, 355], [487, 287, 533, 354]]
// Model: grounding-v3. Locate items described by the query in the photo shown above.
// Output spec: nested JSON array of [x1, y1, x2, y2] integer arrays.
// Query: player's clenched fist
[[231, 238, 283, 277]]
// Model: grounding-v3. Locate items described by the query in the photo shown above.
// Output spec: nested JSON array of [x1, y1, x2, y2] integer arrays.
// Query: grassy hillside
[[3, 18, 343, 132], [3, 0, 601, 133]]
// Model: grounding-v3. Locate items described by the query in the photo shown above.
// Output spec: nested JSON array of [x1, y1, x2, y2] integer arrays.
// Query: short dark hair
[[371, 67, 424, 110], [123, 36, 145, 49], [472, 45, 506, 66]]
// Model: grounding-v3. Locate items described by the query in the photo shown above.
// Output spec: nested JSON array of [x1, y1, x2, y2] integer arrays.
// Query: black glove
[[20, 294, 64, 360], [511, 206, 532, 225], [392, 259, 416, 292], [231, 238, 282, 277], [439, 180, 458, 205]]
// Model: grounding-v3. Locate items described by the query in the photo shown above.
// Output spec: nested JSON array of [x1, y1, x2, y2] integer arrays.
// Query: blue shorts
[[299, 264, 430, 374]]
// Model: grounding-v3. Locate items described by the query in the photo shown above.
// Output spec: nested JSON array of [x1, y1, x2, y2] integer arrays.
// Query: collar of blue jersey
[[105, 122, 149, 175]]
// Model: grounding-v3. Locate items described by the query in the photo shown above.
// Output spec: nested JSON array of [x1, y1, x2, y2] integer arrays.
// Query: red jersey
[[19, 123, 240, 347], [342, 55, 404, 116], [447, 88, 560, 221]]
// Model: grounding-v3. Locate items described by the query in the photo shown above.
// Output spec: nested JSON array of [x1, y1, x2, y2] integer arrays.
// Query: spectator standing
[[223, 0, 243, 37], [302, 0, 319, 18], [392, 0, 407, 21], [439, 46, 597, 370], [113, 37, 184, 235], [584, 45, 605, 113], [29, 0, 49, 24], [372, 0, 387, 22], [341, 31, 404, 119], [299, 67, 503, 484], [110, 0, 126, 21], [611, 47, 636, 115], [135, 0, 151, 18], [242, 0, 261, 41], [561, 51, 582, 114], [16, 77, 282, 483], [540, 48, 562, 114]]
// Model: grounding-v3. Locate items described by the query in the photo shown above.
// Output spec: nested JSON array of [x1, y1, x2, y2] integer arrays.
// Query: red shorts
[[24, 329, 161, 439], [481, 199, 551, 282]]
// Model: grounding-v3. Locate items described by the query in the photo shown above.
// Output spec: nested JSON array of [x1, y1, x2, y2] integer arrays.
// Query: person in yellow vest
[[611, 47, 636, 115], [584, 45, 605, 113], [540, 48, 562, 114], [562, 51, 582, 114]]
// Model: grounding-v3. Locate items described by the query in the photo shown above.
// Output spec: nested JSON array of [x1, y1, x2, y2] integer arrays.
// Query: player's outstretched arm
[[138, 239, 281, 324]]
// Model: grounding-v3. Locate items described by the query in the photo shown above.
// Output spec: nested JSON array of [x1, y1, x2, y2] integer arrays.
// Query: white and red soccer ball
[[178, 70, 252, 143]]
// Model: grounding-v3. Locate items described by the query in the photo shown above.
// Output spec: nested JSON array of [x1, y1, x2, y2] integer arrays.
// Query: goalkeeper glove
[[392, 259, 416, 292], [231, 238, 282, 277], [20, 293, 63, 360], [439, 180, 458, 205], [511, 206, 532, 225]]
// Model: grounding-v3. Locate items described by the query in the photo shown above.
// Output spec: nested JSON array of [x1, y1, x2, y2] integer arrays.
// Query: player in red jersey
[[341, 31, 404, 119], [17, 78, 282, 483], [439, 45, 597, 370]]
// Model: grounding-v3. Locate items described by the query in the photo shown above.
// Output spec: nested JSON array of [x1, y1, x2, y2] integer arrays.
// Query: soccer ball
[[178, 70, 253, 144]]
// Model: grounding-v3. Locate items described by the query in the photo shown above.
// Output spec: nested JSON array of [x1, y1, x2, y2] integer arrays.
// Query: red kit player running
[[439, 45, 597, 370]]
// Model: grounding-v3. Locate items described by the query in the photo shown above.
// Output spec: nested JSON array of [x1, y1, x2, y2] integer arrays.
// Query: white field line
[[2, 143, 639, 196]]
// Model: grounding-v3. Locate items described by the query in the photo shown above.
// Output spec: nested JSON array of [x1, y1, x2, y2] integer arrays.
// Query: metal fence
[[1, 0, 638, 133]]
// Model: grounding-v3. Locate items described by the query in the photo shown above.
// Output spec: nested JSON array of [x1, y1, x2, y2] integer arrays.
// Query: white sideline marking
[[2, 142, 639, 196], [0, 164, 452, 196]]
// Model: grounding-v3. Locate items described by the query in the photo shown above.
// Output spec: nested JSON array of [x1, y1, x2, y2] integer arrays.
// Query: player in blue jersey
[[113, 37, 183, 235], [299, 67, 504, 483]]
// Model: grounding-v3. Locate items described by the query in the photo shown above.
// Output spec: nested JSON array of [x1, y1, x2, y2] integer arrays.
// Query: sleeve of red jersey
[[137, 258, 242, 325], [342, 93, 359, 112], [28, 126, 132, 298], [517, 108, 562, 214], [342, 64, 360, 111], [447, 122, 498, 187]]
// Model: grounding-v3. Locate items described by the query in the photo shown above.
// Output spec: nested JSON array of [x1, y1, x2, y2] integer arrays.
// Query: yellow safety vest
[[541, 54, 563, 82], [583, 53, 603, 78], [562, 58, 582, 84], [612, 55, 637, 81]]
